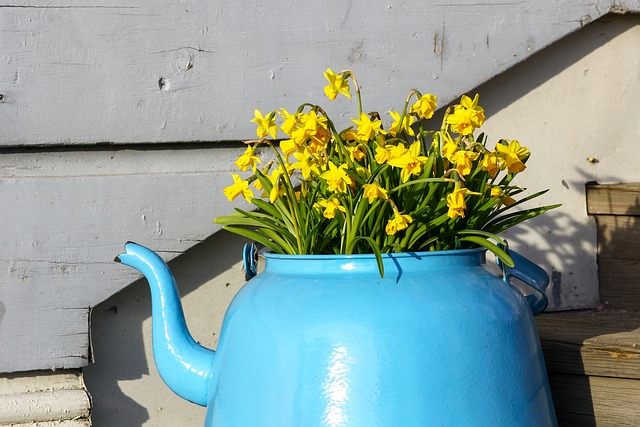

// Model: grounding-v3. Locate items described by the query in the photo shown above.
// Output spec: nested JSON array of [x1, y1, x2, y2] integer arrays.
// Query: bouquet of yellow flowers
[[215, 68, 558, 275]]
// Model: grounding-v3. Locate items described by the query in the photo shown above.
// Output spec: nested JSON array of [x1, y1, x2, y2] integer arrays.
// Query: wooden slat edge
[[536, 311, 640, 379], [586, 183, 640, 215], [0, 371, 84, 395], [0, 421, 90, 427], [0, 370, 90, 425], [541, 339, 640, 379], [0, 389, 90, 424], [549, 373, 640, 427]]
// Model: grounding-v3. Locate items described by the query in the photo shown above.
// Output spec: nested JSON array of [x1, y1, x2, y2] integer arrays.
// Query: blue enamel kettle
[[116, 242, 557, 426]]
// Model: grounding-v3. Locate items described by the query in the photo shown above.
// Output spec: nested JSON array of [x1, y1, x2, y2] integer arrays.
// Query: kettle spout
[[115, 242, 215, 407]]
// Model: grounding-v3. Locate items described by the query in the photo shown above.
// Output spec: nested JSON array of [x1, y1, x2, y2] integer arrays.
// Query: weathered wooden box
[[535, 183, 640, 426]]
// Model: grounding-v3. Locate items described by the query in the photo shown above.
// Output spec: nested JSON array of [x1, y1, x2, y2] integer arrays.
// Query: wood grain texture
[[536, 311, 640, 425], [1, 1, 639, 374], [549, 373, 640, 426], [598, 258, 640, 309], [0, 146, 252, 372], [595, 216, 640, 259], [587, 183, 640, 216], [586, 183, 640, 309], [1, 0, 638, 145], [536, 310, 640, 379]]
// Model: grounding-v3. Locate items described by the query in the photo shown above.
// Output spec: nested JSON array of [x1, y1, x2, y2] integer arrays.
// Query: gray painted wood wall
[[1, 0, 639, 373]]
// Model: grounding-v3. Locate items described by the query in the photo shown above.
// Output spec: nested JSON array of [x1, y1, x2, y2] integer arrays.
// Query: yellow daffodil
[[251, 109, 278, 139], [450, 150, 480, 176], [481, 151, 500, 175], [441, 132, 459, 161], [223, 174, 254, 202], [460, 93, 485, 128], [362, 182, 389, 203], [279, 139, 300, 157], [376, 142, 408, 165], [340, 128, 358, 141], [345, 142, 366, 162], [355, 165, 371, 180], [490, 186, 516, 207], [410, 94, 438, 120], [234, 146, 262, 172], [314, 197, 347, 219], [388, 143, 407, 160], [387, 141, 428, 183], [323, 68, 352, 100], [291, 149, 320, 179], [446, 106, 475, 136], [374, 146, 389, 164], [292, 110, 331, 153], [385, 211, 413, 235], [446, 183, 480, 219], [352, 113, 386, 142], [496, 140, 529, 174], [320, 161, 353, 193], [389, 111, 415, 137], [265, 167, 288, 203], [279, 108, 299, 136], [253, 177, 263, 192], [445, 94, 485, 136]]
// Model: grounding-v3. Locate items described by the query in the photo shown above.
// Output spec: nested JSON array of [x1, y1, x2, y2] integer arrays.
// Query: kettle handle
[[243, 243, 259, 281], [499, 249, 550, 315]]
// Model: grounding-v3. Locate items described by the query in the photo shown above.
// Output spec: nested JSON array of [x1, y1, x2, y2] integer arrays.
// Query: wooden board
[[549, 373, 640, 426], [586, 183, 640, 216], [597, 258, 640, 310], [536, 310, 640, 425], [1, 0, 638, 145], [0, 147, 251, 372], [536, 310, 640, 380], [0, 370, 90, 425], [595, 215, 640, 259], [586, 183, 640, 309]]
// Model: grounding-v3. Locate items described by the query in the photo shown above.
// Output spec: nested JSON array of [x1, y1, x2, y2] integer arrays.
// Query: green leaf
[[222, 225, 286, 254], [215, 209, 281, 229], [458, 235, 514, 268], [259, 227, 297, 254], [486, 189, 551, 221], [251, 198, 286, 220], [389, 177, 450, 193], [350, 236, 385, 278], [484, 204, 561, 233]]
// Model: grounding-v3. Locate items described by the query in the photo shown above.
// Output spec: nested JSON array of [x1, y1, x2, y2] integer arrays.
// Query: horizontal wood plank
[[549, 373, 640, 426], [0, 422, 91, 427], [537, 311, 640, 425], [1, 1, 638, 145], [536, 310, 640, 379], [0, 163, 249, 372], [0, 370, 90, 425], [586, 183, 640, 216]]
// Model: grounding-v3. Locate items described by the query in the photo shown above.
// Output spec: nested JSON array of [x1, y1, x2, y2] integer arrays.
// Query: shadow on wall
[[84, 231, 249, 426], [590, 189, 640, 310], [497, 168, 604, 309], [453, 15, 639, 309], [501, 202, 595, 309]]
